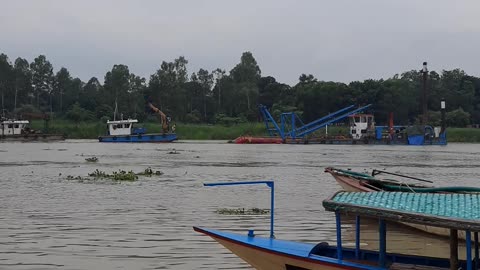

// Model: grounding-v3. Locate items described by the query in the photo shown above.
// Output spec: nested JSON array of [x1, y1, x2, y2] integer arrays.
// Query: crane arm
[[146, 102, 169, 133]]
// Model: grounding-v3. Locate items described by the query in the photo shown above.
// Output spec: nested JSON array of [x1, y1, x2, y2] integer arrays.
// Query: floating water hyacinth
[[66, 167, 165, 182], [88, 169, 138, 181]]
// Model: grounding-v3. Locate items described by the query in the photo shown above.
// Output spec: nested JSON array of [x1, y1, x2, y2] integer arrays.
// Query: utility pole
[[441, 98, 446, 134], [421, 62, 428, 125]]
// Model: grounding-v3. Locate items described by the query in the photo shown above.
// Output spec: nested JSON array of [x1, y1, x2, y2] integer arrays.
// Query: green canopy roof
[[323, 191, 480, 231]]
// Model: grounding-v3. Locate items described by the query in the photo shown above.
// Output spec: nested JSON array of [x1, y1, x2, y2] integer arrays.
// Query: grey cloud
[[1, 0, 479, 85]]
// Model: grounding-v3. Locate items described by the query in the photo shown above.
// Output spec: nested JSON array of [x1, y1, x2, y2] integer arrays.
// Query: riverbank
[[30, 120, 480, 142]]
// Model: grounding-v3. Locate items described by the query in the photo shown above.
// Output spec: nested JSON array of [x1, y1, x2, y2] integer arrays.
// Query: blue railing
[[203, 181, 275, 238]]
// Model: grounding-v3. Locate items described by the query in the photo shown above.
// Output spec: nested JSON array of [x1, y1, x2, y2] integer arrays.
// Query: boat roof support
[[466, 231, 472, 270], [450, 229, 458, 270], [475, 232, 479, 270], [355, 216, 360, 260], [335, 212, 343, 260], [379, 219, 386, 268]]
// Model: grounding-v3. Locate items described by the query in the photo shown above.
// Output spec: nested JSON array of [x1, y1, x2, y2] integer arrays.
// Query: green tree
[[30, 55, 54, 112], [230, 52, 261, 116], [446, 107, 470, 127], [104, 64, 132, 118], [0, 54, 14, 113], [54, 67, 72, 113], [147, 57, 189, 121], [66, 102, 93, 122], [80, 77, 102, 112], [13, 57, 32, 111]]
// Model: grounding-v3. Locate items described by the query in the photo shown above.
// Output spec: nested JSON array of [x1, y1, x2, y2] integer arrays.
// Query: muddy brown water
[[0, 140, 479, 269]]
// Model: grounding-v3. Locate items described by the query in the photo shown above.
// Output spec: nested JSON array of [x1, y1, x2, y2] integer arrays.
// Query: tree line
[[0, 52, 479, 127]]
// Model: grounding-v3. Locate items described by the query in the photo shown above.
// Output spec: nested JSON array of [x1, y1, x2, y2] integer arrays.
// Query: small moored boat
[[195, 185, 480, 270], [98, 119, 177, 143], [325, 167, 480, 240], [0, 118, 65, 141], [324, 167, 480, 193]]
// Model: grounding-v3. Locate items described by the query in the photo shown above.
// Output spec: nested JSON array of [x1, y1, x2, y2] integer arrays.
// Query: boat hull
[[234, 136, 283, 144], [0, 133, 65, 141], [98, 133, 177, 143], [233, 136, 446, 145], [194, 227, 373, 270], [326, 169, 466, 240], [194, 227, 457, 270]]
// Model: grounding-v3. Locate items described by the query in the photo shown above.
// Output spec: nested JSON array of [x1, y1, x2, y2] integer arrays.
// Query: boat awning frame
[[323, 191, 480, 231]]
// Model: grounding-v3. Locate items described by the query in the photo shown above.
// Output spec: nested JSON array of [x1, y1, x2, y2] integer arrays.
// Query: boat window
[[361, 116, 366, 123], [124, 124, 129, 128], [15, 124, 19, 128], [8, 124, 13, 128], [355, 116, 360, 122]]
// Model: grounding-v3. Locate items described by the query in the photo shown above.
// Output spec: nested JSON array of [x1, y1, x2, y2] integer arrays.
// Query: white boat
[[0, 118, 65, 141], [98, 119, 177, 143]]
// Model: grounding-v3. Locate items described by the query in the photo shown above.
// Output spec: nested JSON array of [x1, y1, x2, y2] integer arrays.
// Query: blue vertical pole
[[379, 219, 386, 268], [269, 182, 275, 238], [467, 230, 472, 270], [336, 212, 343, 260], [280, 114, 285, 139], [474, 232, 479, 270], [203, 181, 275, 239], [355, 216, 361, 260], [291, 113, 296, 139]]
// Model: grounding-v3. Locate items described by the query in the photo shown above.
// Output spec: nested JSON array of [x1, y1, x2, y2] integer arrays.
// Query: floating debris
[[215, 208, 270, 215], [168, 150, 180, 154], [67, 175, 84, 180], [85, 157, 98, 162], [137, 167, 164, 176]]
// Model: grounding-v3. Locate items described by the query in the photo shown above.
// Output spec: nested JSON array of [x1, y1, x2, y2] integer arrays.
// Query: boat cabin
[[0, 119, 30, 136], [107, 119, 138, 136], [349, 114, 375, 140], [323, 191, 480, 270]]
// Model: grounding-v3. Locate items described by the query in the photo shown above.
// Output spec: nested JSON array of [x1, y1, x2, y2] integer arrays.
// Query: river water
[[0, 141, 479, 269]]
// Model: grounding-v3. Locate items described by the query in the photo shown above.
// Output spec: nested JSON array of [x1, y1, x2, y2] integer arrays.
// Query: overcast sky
[[1, 0, 479, 85]]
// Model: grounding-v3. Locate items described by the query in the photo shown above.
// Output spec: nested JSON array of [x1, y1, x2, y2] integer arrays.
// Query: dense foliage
[[0, 52, 479, 127]]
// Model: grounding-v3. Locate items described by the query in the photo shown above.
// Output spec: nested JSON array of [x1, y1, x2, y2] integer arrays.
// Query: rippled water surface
[[1, 141, 479, 269]]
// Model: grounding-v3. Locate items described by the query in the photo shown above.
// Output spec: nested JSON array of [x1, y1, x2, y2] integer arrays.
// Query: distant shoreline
[[29, 120, 480, 142]]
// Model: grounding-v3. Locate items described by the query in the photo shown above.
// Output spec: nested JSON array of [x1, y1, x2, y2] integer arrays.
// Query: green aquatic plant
[[68, 167, 166, 183], [111, 170, 138, 181], [215, 207, 270, 215], [87, 169, 138, 181], [88, 169, 109, 178]]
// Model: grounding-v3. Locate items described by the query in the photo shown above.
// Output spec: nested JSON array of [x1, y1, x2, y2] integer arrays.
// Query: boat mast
[[113, 98, 118, 121]]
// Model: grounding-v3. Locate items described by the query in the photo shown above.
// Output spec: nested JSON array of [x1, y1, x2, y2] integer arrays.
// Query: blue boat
[[98, 119, 177, 143], [195, 182, 479, 270]]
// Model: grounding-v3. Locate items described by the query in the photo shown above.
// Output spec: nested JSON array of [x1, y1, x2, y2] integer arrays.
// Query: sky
[[1, 0, 479, 85]]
